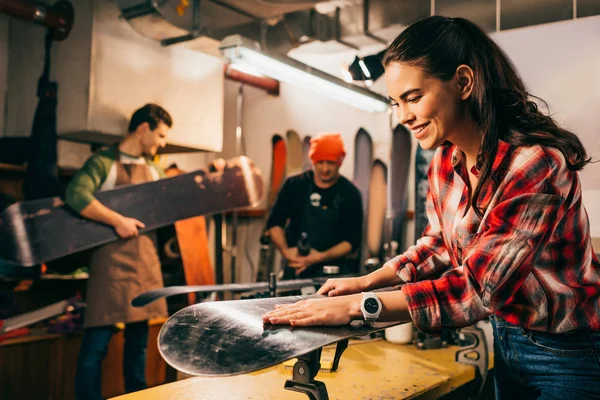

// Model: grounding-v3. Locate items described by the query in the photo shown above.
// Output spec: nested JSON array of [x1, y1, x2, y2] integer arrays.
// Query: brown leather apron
[[84, 154, 167, 328]]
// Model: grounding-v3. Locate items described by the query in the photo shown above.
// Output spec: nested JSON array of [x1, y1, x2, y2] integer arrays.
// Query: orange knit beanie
[[308, 132, 346, 165]]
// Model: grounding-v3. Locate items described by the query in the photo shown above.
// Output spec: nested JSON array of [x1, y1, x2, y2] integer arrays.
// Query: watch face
[[364, 297, 379, 314]]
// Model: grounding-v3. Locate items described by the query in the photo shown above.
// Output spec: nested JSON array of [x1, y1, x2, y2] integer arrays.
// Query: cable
[[242, 220, 256, 281]]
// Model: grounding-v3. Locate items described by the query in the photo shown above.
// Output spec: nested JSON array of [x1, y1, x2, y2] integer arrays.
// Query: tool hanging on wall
[[23, 26, 60, 200], [0, 0, 74, 41], [0, 0, 74, 200]]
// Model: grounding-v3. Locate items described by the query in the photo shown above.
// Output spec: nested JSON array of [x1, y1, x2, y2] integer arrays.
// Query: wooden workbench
[[112, 339, 493, 400]]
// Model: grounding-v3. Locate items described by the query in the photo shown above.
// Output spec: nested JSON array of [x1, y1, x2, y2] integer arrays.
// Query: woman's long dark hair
[[382, 16, 591, 218]]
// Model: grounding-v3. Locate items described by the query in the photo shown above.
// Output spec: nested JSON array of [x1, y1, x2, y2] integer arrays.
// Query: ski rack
[[0, 296, 85, 336], [284, 339, 349, 400]]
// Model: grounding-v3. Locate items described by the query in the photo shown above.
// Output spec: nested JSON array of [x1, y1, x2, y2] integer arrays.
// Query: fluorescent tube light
[[219, 35, 389, 113]]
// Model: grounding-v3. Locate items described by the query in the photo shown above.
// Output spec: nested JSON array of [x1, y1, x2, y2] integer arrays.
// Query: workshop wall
[[0, 15, 8, 138], [491, 16, 600, 240], [2, 0, 224, 169]]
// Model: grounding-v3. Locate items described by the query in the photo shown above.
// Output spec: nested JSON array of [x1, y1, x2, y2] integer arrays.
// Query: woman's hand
[[262, 294, 362, 327], [317, 277, 368, 297]]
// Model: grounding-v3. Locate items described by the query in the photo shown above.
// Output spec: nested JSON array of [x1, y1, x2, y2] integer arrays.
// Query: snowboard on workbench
[[157, 295, 402, 377], [0, 156, 264, 267]]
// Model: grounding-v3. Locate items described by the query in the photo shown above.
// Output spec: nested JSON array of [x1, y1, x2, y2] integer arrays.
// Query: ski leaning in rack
[[352, 128, 374, 271], [164, 165, 216, 304], [388, 124, 412, 258], [365, 159, 388, 266], [286, 129, 303, 177], [302, 135, 312, 172], [256, 135, 287, 282], [414, 144, 436, 240]]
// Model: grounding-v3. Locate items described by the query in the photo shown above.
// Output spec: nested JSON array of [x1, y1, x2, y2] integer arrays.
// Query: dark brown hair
[[383, 16, 591, 217], [128, 103, 173, 133]]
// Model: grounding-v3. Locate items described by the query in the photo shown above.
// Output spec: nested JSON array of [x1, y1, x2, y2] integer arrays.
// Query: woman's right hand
[[317, 277, 368, 297]]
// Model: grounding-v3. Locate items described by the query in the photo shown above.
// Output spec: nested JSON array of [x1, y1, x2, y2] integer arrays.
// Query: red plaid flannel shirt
[[386, 139, 600, 333]]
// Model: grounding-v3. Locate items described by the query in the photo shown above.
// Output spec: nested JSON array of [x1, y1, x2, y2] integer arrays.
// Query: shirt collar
[[451, 139, 512, 177]]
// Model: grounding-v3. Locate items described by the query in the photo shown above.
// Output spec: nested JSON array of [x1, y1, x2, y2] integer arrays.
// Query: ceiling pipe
[[363, 0, 387, 44], [223, 64, 280, 96], [334, 7, 359, 50], [209, 0, 260, 20]]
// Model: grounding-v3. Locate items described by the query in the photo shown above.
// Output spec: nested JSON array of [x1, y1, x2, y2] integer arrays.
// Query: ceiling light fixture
[[219, 35, 389, 113]]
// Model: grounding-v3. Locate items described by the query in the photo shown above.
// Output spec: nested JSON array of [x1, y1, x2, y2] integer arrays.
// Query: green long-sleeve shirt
[[65, 148, 166, 213]]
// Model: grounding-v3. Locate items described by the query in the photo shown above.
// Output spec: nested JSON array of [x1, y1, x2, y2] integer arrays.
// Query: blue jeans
[[75, 321, 149, 400], [491, 315, 600, 400]]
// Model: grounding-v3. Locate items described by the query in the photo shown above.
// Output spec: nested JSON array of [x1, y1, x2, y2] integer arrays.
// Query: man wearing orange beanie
[[266, 132, 363, 278]]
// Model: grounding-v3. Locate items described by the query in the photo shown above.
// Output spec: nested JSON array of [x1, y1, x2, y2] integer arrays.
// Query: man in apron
[[267, 132, 363, 279], [65, 104, 172, 400]]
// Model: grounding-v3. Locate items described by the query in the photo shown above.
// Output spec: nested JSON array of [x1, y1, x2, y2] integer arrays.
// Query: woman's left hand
[[262, 294, 362, 327]]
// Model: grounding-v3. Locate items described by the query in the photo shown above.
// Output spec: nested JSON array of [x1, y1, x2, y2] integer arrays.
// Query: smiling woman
[[263, 15, 600, 400], [385, 63, 470, 151]]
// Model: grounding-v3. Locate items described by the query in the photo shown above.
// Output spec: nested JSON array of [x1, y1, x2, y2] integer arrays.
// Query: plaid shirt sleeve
[[402, 147, 569, 333], [383, 188, 453, 283]]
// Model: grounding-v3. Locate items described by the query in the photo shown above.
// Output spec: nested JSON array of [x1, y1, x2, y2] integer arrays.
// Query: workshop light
[[358, 58, 374, 87], [340, 66, 354, 83], [349, 50, 386, 82], [219, 35, 390, 113]]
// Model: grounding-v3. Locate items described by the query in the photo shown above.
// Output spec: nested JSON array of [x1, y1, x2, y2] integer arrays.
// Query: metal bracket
[[330, 339, 349, 372], [268, 272, 277, 298], [363, 0, 387, 44], [283, 339, 349, 400], [334, 7, 359, 50], [455, 326, 489, 396], [284, 348, 328, 400], [160, 0, 204, 46]]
